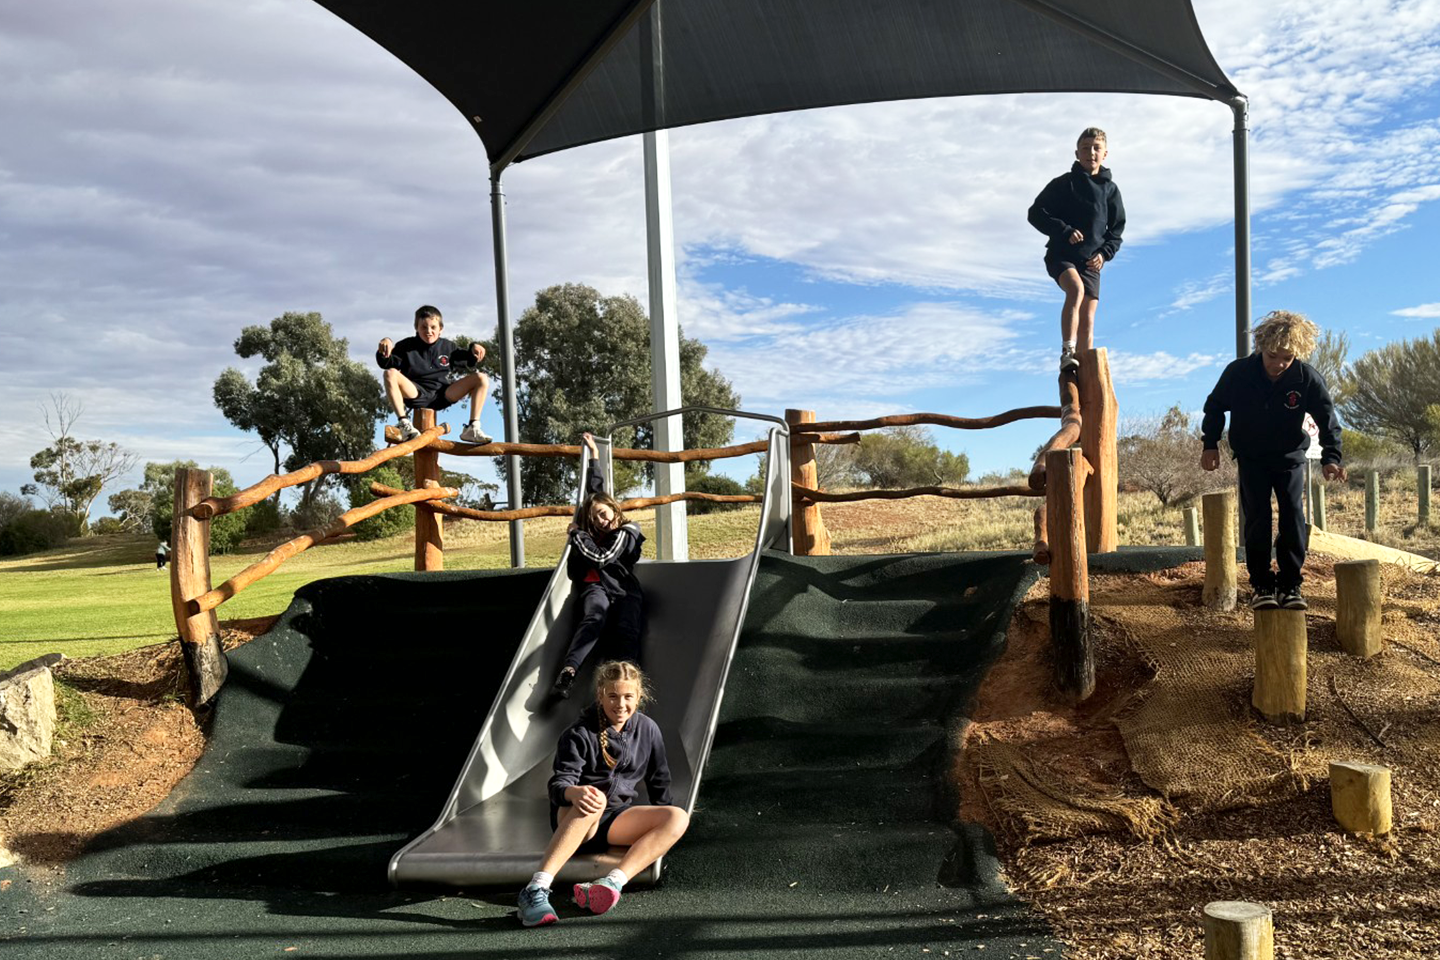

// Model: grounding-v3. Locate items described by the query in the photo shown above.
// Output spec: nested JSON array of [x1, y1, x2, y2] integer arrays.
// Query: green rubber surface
[[0, 550, 1190, 958]]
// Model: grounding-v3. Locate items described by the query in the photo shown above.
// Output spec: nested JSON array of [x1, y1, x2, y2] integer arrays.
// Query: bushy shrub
[[89, 516, 128, 536], [242, 497, 286, 538], [686, 473, 748, 516], [145, 461, 248, 554], [0, 508, 72, 556], [289, 494, 345, 533], [347, 466, 414, 541]]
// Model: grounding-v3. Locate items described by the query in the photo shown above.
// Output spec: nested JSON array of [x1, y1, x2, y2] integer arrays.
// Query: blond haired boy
[[1200, 310, 1347, 610]]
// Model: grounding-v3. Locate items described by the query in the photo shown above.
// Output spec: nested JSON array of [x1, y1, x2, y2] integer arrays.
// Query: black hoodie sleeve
[[1306, 370, 1343, 466], [643, 719, 672, 806], [549, 727, 589, 808], [1201, 363, 1234, 451], [585, 457, 605, 498], [1098, 185, 1126, 261], [1027, 175, 1074, 240]]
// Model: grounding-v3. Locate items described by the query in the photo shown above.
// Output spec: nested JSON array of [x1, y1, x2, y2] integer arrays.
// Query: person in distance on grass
[[1200, 310, 1346, 612], [155, 539, 168, 571], [551, 432, 647, 699], [375, 304, 492, 444], [1027, 126, 1126, 374], [517, 660, 688, 927]]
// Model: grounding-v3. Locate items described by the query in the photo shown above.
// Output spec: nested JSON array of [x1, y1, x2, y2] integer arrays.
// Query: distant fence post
[[171, 468, 227, 707], [1420, 464, 1432, 528], [786, 408, 831, 556], [1310, 477, 1327, 531], [413, 408, 444, 570], [1183, 506, 1200, 546], [1366, 471, 1379, 533], [1202, 489, 1237, 611], [1046, 446, 1093, 702], [1078, 347, 1117, 553]]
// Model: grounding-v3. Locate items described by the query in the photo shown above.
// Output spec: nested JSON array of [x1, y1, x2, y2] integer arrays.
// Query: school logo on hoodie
[[1284, 390, 1301, 410], [438, 355, 450, 367]]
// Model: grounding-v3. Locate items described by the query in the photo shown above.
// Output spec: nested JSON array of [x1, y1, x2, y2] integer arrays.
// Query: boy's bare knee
[[665, 807, 690, 834], [383, 368, 402, 387], [477, 371, 490, 388]]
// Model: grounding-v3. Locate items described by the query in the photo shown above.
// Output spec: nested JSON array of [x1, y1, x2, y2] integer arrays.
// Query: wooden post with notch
[[413, 407, 444, 570], [171, 468, 227, 707], [786, 408, 831, 556], [1202, 489, 1237, 611], [1047, 446, 1093, 701], [1078, 347, 1117, 554]]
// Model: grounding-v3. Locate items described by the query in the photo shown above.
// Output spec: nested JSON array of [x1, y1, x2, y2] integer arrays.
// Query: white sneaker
[[396, 419, 421, 442], [460, 423, 493, 444]]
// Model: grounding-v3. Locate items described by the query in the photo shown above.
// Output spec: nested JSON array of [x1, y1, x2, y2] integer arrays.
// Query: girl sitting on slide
[[552, 432, 646, 698], [517, 660, 689, 927]]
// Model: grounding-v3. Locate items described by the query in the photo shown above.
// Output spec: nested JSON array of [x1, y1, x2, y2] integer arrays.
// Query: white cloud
[[1106, 351, 1228, 384], [1392, 303, 1440, 318]]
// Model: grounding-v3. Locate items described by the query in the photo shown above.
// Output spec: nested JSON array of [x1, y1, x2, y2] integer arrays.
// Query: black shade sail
[[313, 0, 1239, 171]]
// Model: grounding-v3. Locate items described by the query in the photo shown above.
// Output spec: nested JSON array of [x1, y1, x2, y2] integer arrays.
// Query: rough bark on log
[[787, 409, 831, 556], [1032, 506, 1050, 565], [1029, 375, 1081, 491], [790, 483, 1041, 503], [171, 468, 226, 708], [807, 407, 1060, 434], [1079, 347, 1118, 553], [1046, 447, 1093, 702], [413, 409, 444, 571]]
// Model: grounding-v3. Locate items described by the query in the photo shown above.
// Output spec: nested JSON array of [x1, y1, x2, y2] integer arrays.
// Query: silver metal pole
[[491, 171, 525, 567], [1231, 95, 1252, 359]]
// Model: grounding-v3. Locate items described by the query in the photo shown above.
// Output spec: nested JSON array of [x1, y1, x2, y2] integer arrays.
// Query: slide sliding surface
[[390, 412, 790, 888]]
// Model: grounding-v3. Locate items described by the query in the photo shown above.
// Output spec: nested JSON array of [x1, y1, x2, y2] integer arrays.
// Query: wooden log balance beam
[[789, 483, 1042, 503], [185, 484, 458, 617], [1029, 371, 1082, 492], [1047, 446, 1094, 702], [382, 428, 860, 461], [371, 483, 760, 522], [805, 407, 1061, 434]]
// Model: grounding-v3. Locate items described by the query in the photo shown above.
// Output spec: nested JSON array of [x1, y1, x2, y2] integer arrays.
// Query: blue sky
[[3, 0, 1440, 510]]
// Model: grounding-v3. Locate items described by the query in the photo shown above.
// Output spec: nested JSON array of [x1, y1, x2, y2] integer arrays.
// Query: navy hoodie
[[549, 703, 672, 816], [1027, 162, 1126, 266], [375, 336, 473, 388], [567, 458, 645, 597], [1201, 353, 1342, 468]]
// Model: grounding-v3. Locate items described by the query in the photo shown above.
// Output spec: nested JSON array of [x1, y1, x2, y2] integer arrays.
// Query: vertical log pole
[[786, 409, 831, 556], [1253, 609, 1307, 724], [1334, 559, 1383, 658], [1047, 447, 1093, 702], [1365, 470, 1379, 533], [1078, 347, 1118, 553], [1420, 464, 1432, 528], [1184, 506, 1201, 546], [171, 469, 227, 707], [1202, 489, 1238, 611], [413, 408, 444, 571], [1310, 478, 1327, 531], [1203, 901, 1274, 960]]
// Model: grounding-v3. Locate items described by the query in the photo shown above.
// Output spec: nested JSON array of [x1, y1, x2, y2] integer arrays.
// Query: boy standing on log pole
[[1200, 311, 1346, 611], [1027, 127, 1126, 374]]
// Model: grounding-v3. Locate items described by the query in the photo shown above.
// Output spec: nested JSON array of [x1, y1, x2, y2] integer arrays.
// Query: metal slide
[[389, 408, 791, 888]]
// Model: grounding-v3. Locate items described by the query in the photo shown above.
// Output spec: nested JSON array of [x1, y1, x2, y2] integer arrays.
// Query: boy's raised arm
[[376, 337, 398, 367]]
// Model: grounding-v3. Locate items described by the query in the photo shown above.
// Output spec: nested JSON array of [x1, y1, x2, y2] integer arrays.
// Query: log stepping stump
[[1253, 608, 1306, 724], [1202, 489, 1237, 611], [1203, 901, 1274, 960], [1334, 559, 1384, 658], [1330, 761, 1392, 835]]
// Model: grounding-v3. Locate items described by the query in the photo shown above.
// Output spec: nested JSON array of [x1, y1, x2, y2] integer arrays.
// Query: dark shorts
[[1045, 253, 1101, 300], [550, 804, 627, 854], [403, 380, 457, 411]]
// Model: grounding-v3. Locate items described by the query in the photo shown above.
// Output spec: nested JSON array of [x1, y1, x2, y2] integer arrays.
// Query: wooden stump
[[1329, 761, 1392, 835], [1184, 506, 1200, 546], [413, 408, 444, 571], [1078, 347, 1117, 554], [1253, 609, 1306, 724], [1203, 901, 1274, 960], [1334, 559, 1383, 658], [1202, 489, 1237, 611], [1047, 447, 1093, 702], [786, 409, 831, 556], [171, 468, 227, 708]]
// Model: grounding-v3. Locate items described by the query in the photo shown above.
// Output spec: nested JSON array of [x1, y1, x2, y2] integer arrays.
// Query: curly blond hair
[[593, 660, 652, 708], [1252, 310, 1318, 359]]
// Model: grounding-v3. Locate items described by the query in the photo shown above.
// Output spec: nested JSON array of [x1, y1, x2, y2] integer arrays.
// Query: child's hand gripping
[[378, 337, 394, 358], [565, 784, 607, 816]]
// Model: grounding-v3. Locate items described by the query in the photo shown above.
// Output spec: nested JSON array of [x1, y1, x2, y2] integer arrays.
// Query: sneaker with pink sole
[[573, 877, 622, 915]]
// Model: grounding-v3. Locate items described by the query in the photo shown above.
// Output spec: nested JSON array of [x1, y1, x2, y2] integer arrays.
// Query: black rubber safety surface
[[0, 549, 1197, 958]]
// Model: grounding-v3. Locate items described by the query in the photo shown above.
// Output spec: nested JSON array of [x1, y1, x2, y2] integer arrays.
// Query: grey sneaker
[[517, 884, 557, 927], [396, 419, 421, 442], [573, 877, 622, 915], [1250, 589, 1279, 611], [1059, 349, 1079, 373], [1278, 588, 1307, 610], [460, 422, 493, 444]]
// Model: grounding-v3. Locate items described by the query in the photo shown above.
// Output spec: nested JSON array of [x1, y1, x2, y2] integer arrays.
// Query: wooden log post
[[1329, 761, 1392, 835], [171, 468, 227, 708], [1365, 470, 1379, 533], [1420, 464, 1432, 528], [1047, 447, 1093, 702], [1310, 477, 1327, 531], [1184, 506, 1200, 546], [1078, 347, 1117, 553], [1334, 559, 1383, 658], [1032, 505, 1050, 565], [1202, 489, 1238, 611], [786, 409, 831, 556], [413, 408, 444, 571], [1203, 901, 1274, 960], [1253, 609, 1307, 724]]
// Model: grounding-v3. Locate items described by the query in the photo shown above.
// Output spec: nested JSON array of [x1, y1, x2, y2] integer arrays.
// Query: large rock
[[0, 654, 61, 773]]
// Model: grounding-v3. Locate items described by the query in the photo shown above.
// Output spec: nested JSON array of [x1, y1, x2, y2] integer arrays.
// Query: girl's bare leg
[[537, 804, 602, 876], [605, 805, 690, 879]]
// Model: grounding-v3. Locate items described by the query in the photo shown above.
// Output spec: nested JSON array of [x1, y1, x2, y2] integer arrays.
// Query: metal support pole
[[644, 129, 688, 560], [491, 171, 525, 567], [1231, 96, 1252, 359]]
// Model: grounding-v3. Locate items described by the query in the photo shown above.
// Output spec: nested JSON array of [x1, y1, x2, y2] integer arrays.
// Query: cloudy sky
[[4, 0, 1440, 513]]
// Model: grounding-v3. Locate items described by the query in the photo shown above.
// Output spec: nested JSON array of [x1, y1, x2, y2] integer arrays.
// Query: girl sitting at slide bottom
[[517, 661, 689, 927]]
